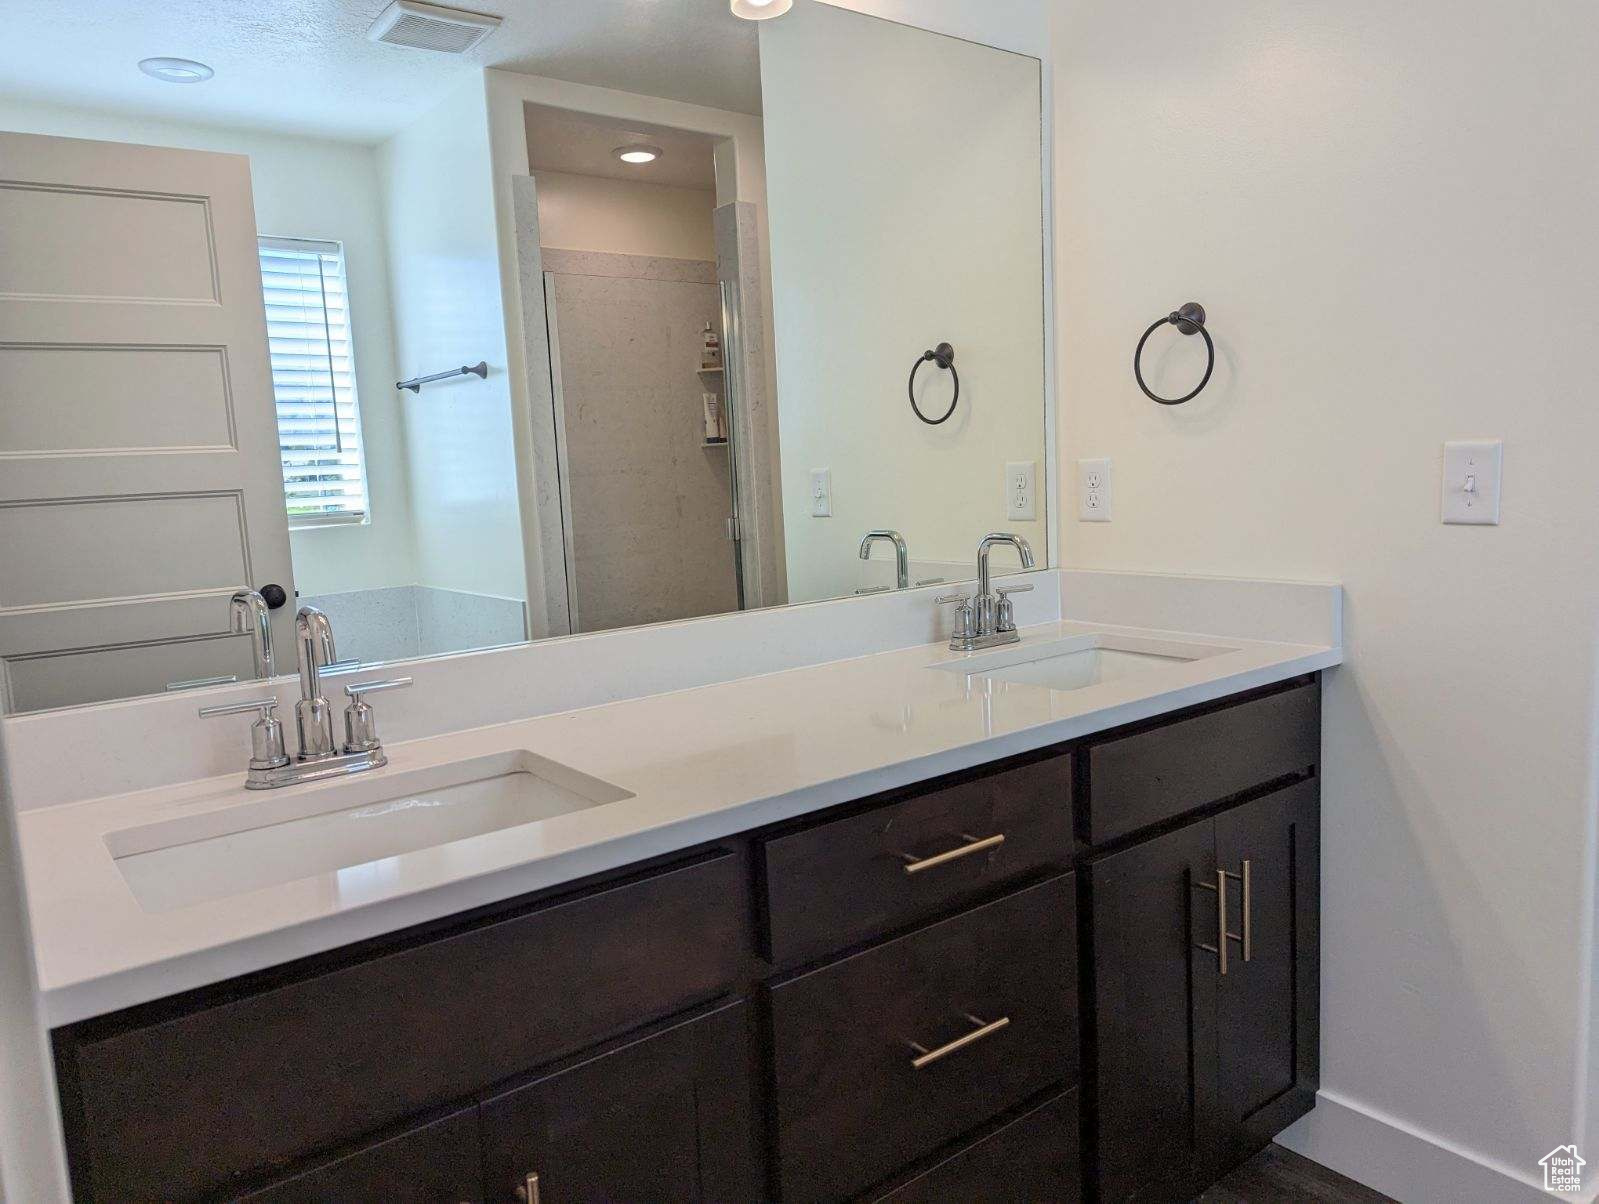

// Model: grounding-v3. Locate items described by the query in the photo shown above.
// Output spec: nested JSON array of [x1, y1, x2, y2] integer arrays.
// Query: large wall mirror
[[0, 0, 1048, 714]]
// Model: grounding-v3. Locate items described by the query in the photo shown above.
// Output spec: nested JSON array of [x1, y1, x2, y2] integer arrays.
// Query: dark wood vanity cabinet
[[769, 875, 1077, 1201], [760, 753, 1074, 967], [54, 852, 751, 1202], [480, 1002, 759, 1204], [232, 1108, 482, 1204], [1087, 776, 1320, 1202], [869, 1090, 1082, 1203], [52, 675, 1321, 1204]]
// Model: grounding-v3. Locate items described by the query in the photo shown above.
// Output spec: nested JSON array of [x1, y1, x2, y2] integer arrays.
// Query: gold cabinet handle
[[1211, 867, 1229, 975], [908, 1013, 1010, 1069], [898, 832, 1005, 875], [516, 1172, 541, 1204], [1195, 867, 1231, 974], [1197, 864, 1251, 973]]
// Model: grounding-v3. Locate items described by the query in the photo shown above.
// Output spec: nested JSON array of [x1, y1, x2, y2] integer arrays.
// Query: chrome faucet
[[201, 605, 412, 789], [936, 532, 1036, 652], [859, 529, 910, 590], [295, 606, 339, 759], [229, 589, 276, 680]]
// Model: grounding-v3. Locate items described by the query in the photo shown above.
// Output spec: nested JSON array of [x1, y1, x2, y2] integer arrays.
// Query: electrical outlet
[[809, 468, 832, 518], [1006, 461, 1037, 521], [1077, 458, 1112, 521]]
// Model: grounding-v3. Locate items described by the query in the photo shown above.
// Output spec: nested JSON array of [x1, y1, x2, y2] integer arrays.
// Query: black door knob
[[259, 584, 288, 610]]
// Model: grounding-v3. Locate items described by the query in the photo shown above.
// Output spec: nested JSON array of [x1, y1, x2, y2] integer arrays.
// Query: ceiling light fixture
[[730, 0, 793, 18], [137, 57, 215, 83], [613, 144, 663, 165]]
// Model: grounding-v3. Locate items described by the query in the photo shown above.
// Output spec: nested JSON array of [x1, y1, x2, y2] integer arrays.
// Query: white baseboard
[[1278, 1089, 1589, 1203]]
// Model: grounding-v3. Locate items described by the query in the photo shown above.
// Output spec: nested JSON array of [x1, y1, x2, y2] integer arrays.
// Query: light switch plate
[[1006, 461, 1037, 521], [809, 468, 832, 518], [1441, 440, 1501, 525], [1077, 457, 1112, 521]]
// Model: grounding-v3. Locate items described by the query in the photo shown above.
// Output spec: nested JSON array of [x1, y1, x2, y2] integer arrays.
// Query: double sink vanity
[[0, 7, 1350, 1200], [9, 570, 1343, 1203]]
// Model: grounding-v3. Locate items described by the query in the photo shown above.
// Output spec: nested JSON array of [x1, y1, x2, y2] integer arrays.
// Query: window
[[258, 236, 370, 526]]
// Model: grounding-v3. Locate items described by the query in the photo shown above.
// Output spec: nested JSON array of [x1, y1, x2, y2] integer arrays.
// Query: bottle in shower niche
[[702, 392, 726, 443], [701, 322, 722, 370]]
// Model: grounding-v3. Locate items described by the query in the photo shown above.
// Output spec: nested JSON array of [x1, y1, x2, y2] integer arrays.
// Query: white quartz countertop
[[17, 618, 1341, 1025]]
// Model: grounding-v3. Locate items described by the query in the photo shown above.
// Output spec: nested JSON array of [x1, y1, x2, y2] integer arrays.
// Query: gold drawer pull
[[899, 832, 1005, 875], [908, 1013, 1010, 1069], [1196, 863, 1252, 974], [516, 1171, 541, 1204]]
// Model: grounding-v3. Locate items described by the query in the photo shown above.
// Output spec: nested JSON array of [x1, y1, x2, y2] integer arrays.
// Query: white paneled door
[[0, 132, 295, 711]]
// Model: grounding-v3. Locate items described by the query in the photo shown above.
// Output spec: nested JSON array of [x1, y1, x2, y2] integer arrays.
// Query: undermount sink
[[933, 632, 1233, 692], [107, 751, 634, 912]]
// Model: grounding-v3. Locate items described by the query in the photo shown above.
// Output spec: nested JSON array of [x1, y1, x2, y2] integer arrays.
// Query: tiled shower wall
[[543, 249, 741, 633]]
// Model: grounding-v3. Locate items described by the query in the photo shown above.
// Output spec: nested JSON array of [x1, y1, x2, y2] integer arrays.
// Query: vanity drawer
[[868, 1088, 1081, 1203], [1082, 679, 1319, 845], [233, 1105, 481, 1203], [769, 874, 1077, 1202], [59, 851, 750, 1203], [761, 753, 1072, 965]]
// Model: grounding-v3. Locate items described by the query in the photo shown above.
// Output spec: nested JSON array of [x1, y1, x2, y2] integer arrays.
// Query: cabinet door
[[1213, 777, 1319, 1167], [479, 1002, 758, 1204], [1086, 817, 1218, 1203], [233, 1106, 480, 1204]]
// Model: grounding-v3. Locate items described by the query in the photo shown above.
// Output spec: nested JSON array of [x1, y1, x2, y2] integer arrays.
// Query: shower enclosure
[[541, 251, 744, 634]]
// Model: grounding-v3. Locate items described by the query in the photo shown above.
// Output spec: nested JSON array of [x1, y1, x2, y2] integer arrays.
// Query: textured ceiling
[[0, 0, 763, 144], [524, 104, 718, 190]]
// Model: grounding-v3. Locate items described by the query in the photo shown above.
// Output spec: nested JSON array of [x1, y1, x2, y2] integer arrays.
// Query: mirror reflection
[[0, 0, 1047, 713]]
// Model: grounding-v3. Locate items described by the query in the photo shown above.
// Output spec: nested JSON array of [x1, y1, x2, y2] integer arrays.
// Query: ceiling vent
[[366, 1, 502, 55]]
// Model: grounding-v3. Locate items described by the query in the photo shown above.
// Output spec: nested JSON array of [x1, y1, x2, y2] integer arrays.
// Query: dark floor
[[1195, 1143, 1396, 1203]]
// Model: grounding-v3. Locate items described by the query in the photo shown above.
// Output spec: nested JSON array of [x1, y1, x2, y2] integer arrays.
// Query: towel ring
[[1134, 302, 1214, 405], [908, 342, 959, 425]]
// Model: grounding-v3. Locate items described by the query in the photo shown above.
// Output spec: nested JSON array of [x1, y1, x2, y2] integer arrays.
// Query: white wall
[[533, 171, 715, 260], [1052, 2, 1599, 1199], [0, 99, 418, 599], [762, 1, 1047, 602], [379, 80, 528, 604], [820, 0, 1048, 57]]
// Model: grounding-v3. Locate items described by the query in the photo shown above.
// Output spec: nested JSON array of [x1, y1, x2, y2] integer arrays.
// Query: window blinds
[[258, 236, 369, 525]]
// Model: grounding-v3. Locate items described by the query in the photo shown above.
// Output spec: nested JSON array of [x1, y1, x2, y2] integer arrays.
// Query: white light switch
[[809, 468, 832, 518], [1006, 461, 1037, 521], [1441, 440, 1502, 525], [1077, 457, 1112, 521]]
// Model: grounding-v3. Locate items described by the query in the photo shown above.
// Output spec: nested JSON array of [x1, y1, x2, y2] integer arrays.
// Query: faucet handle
[[342, 677, 413, 702], [995, 584, 1034, 634], [199, 698, 290, 771], [935, 593, 976, 640], [342, 677, 412, 754], [198, 697, 279, 719]]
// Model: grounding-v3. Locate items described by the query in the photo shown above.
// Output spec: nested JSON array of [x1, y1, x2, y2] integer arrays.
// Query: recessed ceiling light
[[613, 144, 663, 165], [138, 57, 214, 83], [730, 0, 792, 19]]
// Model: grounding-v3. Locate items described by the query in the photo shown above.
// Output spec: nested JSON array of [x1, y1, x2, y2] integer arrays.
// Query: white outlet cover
[[1441, 440, 1501, 525], [1077, 457, 1112, 522], [1006, 461, 1037, 521]]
